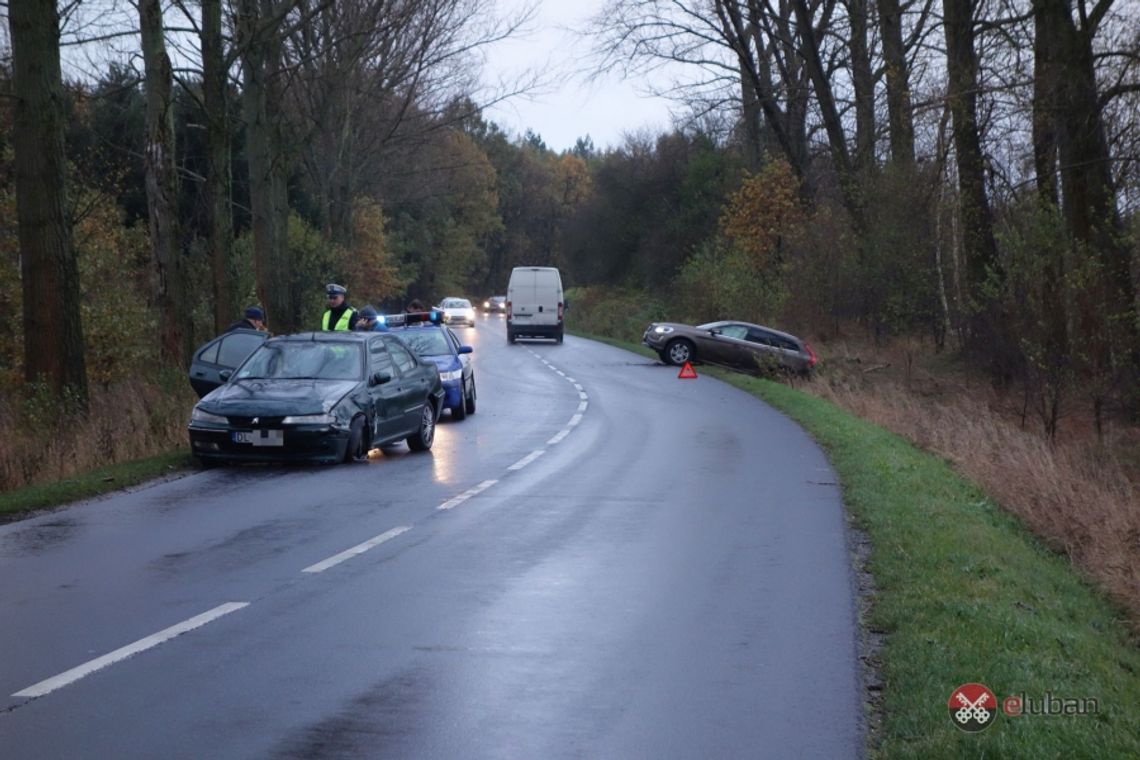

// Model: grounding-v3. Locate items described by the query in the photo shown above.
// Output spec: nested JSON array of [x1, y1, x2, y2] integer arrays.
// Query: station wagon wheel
[[452, 380, 468, 420], [665, 338, 695, 366], [344, 415, 367, 463], [464, 376, 476, 414], [407, 402, 436, 451]]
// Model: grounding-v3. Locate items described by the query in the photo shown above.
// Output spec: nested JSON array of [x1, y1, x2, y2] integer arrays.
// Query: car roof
[[266, 332, 378, 344], [693, 321, 803, 343]]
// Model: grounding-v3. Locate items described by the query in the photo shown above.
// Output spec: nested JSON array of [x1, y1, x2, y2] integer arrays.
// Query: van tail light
[[805, 342, 818, 368], [506, 301, 512, 319], [557, 302, 564, 322]]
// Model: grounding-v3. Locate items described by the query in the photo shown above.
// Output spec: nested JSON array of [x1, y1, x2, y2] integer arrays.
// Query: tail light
[[506, 300, 512, 319], [557, 302, 564, 322], [805, 342, 818, 368]]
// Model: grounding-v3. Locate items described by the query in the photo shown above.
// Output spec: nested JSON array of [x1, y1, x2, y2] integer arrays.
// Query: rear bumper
[[508, 320, 563, 338]]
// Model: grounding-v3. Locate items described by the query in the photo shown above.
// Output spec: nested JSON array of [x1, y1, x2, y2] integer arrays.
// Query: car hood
[[199, 379, 360, 416]]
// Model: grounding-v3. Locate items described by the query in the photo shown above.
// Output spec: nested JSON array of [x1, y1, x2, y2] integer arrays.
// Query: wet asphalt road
[[0, 315, 862, 759]]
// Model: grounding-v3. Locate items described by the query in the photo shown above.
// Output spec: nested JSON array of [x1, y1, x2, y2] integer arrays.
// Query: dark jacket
[[224, 318, 260, 333]]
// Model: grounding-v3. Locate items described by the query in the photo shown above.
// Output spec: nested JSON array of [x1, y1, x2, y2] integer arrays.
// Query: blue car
[[382, 313, 476, 420]]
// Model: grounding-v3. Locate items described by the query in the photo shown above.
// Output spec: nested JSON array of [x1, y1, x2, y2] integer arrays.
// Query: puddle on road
[[1, 518, 80, 556]]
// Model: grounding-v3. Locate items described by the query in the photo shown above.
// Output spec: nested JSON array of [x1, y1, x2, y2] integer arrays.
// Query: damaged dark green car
[[188, 332, 444, 466]]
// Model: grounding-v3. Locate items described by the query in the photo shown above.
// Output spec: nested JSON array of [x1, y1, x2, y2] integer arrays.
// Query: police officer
[[322, 284, 359, 331], [226, 306, 266, 333]]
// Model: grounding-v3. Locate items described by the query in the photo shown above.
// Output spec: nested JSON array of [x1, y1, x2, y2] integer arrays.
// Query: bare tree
[[8, 0, 89, 403], [139, 0, 188, 363]]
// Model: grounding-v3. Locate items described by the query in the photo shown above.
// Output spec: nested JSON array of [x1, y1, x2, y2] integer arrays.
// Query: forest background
[[1, 0, 1138, 615]]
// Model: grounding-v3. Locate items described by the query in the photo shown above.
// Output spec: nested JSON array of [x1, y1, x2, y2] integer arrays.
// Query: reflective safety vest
[[322, 307, 355, 331]]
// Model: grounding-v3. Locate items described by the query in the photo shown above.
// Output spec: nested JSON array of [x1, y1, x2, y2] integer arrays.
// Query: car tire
[[344, 415, 367, 463], [464, 376, 477, 414], [665, 338, 695, 366], [407, 402, 436, 451], [556, 330, 564, 345], [656, 350, 669, 364], [196, 456, 219, 469], [452, 381, 468, 420], [507, 330, 516, 344]]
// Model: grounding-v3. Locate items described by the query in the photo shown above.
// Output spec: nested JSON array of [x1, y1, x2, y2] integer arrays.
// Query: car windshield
[[695, 321, 728, 331], [394, 329, 451, 357], [443, 298, 471, 308], [235, 341, 363, 381]]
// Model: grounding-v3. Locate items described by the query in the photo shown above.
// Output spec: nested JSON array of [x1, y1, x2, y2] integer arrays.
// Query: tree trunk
[[1038, 0, 1139, 377], [791, 0, 862, 224], [8, 0, 88, 404], [202, 0, 235, 334], [844, 0, 876, 172], [139, 0, 187, 365], [942, 0, 1000, 315], [238, 0, 296, 333], [878, 0, 915, 164]]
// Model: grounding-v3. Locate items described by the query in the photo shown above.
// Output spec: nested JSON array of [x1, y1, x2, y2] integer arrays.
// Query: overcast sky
[[480, 0, 678, 152]]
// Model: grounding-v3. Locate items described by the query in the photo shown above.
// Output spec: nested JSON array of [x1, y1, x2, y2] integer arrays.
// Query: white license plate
[[232, 430, 284, 446]]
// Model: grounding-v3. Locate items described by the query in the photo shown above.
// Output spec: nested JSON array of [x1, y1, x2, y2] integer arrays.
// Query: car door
[[366, 338, 405, 443], [385, 336, 431, 434], [744, 328, 784, 370], [189, 329, 268, 397], [701, 323, 750, 366]]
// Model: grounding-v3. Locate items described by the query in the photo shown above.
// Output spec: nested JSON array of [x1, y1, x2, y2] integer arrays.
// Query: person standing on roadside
[[322, 284, 359, 331], [355, 305, 382, 331], [225, 306, 267, 333]]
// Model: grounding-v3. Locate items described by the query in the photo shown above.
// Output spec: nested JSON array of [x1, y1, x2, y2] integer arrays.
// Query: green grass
[[0, 449, 195, 520], [574, 330, 1140, 759]]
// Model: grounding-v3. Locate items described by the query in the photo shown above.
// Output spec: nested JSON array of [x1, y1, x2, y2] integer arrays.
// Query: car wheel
[[665, 338, 695, 366], [507, 330, 516, 344], [556, 330, 564, 345], [407, 402, 436, 451], [452, 381, 468, 420], [656, 350, 670, 364], [344, 415, 367, 462], [196, 456, 219, 469], [464, 376, 477, 414]]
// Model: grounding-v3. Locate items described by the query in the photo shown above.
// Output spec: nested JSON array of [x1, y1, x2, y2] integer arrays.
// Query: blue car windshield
[[236, 342, 363, 381], [394, 329, 451, 357]]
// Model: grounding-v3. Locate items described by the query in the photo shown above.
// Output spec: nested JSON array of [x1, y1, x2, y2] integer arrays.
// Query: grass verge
[[576, 331, 1140, 758], [0, 449, 194, 521]]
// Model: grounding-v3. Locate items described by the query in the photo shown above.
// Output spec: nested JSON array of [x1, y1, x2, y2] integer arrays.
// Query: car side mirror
[[458, 345, 473, 354], [370, 371, 392, 386], [219, 369, 233, 381], [708, 329, 721, 336]]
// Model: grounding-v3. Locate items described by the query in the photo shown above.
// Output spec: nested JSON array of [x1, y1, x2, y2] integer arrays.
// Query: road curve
[[0, 314, 862, 758]]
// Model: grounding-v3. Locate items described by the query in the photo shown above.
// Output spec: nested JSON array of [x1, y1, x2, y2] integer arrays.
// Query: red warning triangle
[[678, 361, 698, 379]]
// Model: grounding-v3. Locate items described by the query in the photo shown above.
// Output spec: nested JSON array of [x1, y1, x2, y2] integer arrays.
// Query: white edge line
[[578, 391, 588, 400], [302, 526, 412, 573], [547, 430, 570, 445], [567, 378, 576, 383], [577, 401, 588, 413], [573, 383, 583, 390], [568, 414, 583, 427], [12, 602, 249, 699], [508, 450, 546, 470], [438, 479, 498, 511]]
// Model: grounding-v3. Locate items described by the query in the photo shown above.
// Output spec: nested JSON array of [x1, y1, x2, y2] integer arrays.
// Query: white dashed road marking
[[302, 526, 412, 573], [12, 602, 250, 699], [508, 450, 546, 470], [437, 479, 499, 511]]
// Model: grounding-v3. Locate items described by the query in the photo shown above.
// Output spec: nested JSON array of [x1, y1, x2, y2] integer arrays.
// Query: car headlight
[[653, 325, 674, 334], [439, 369, 463, 381], [191, 407, 227, 424], [282, 413, 335, 424], [483, 301, 490, 308]]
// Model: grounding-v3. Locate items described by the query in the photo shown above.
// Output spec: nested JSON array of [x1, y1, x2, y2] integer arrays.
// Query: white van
[[506, 266, 564, 344]]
